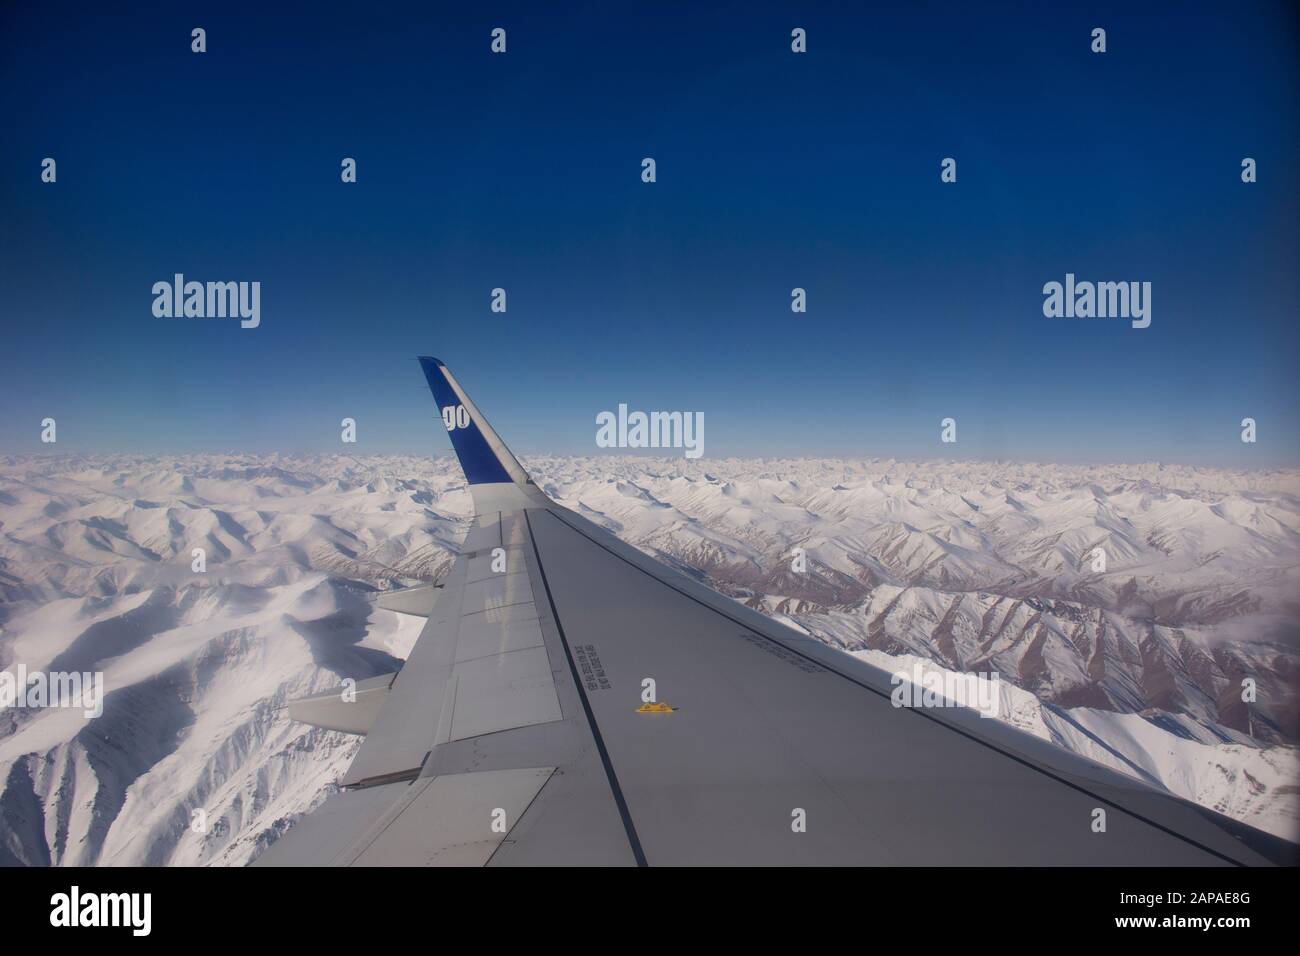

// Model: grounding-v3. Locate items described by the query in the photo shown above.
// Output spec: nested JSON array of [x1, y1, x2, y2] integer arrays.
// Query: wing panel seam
[[523, 508, 648, 867]]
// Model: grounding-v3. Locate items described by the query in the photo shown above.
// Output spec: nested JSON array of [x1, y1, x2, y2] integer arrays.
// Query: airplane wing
[[254, 357, 1295, 867]]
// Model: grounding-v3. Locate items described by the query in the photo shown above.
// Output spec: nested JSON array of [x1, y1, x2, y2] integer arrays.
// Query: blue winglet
[[418, 356, 514, 485]]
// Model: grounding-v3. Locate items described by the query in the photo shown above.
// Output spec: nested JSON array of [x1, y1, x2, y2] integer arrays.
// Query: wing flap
[[257, 768, 556, 867], [287, 673, 395, 735], [341, 511, 566, 787], [448, 645, 563, 741], [374, 583, 441, 617], [346, 768, 556, 866]]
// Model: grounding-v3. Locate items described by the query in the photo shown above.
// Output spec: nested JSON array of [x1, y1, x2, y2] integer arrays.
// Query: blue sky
[[2, 1, 1297, 464]]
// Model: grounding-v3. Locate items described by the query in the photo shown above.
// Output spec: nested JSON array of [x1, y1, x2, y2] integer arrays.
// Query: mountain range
[[1, 453, 1296, 864]]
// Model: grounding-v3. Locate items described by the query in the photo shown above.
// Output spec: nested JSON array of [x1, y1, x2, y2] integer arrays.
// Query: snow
[[0, 452, 1296, 863]]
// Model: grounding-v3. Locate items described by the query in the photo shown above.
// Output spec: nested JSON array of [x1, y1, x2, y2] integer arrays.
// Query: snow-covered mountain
[[0, 453, 1296, 864]]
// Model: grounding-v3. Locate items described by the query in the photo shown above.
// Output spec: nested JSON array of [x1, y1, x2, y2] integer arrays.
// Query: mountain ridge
[[1, 453, 1296, 864]]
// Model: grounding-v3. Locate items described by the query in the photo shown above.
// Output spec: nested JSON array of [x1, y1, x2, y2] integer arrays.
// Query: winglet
[[419, 357, 549, 513]]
